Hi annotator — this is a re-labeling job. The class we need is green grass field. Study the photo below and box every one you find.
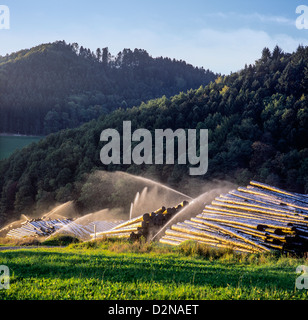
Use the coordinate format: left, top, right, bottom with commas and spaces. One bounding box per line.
0, 239, 307, 300
0, 135, 42, 160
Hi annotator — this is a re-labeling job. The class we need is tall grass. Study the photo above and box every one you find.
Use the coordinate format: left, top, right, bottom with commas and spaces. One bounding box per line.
0, 235, 303, 265
0, 237, 307, 300
68, 238, 304, 266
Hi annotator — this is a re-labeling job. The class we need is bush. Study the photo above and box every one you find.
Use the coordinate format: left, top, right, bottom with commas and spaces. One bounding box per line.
179, 240, 234, 259
42, 235, 80, 246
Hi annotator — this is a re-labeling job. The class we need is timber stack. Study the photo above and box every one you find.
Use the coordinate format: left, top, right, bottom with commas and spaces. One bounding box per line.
91, 201, 189, 241
5, 218, 73, 239
2, 218, 125, 240
159, 181, 308, 255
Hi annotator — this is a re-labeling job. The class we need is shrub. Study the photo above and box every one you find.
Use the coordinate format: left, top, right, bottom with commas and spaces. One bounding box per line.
42, 235, 80, 246
179, 240, 235, 260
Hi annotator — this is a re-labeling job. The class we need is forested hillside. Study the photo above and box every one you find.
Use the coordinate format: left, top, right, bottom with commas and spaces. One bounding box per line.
0, 41, 216, 135
1, 45, 308, 226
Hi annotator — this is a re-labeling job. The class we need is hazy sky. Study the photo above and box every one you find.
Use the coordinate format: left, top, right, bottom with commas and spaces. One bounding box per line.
1, 0, 307, 74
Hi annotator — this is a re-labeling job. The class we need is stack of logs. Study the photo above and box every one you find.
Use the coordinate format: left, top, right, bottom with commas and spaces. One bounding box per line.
91, 201, 189, 241
5, 218, 73, 239
160, 181, 308, 255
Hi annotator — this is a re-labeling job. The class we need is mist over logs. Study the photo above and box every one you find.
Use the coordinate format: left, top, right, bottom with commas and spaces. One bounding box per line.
3, 180, 308, 256
91, 201, 189, 241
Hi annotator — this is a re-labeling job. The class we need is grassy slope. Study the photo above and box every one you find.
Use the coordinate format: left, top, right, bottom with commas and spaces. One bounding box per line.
0, 240, 307, 300
0, 136, 42, 160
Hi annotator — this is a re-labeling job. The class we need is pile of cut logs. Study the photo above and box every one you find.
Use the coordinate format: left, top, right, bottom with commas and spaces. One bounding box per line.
91, 201, 189, 241
4, 218, 125, 240
160, 181, 308, 255
5, 218, 73, 239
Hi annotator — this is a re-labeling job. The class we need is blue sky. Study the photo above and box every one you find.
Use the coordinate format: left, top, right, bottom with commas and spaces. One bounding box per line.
1, 0, 308, 74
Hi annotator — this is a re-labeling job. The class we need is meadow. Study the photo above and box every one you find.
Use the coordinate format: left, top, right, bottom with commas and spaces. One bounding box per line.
0, 239, 307, 300
0, 135, 42, 160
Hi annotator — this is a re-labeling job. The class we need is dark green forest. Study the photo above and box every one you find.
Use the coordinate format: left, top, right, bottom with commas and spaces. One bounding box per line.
0, 40, 216, 135
1, 45, 308, 226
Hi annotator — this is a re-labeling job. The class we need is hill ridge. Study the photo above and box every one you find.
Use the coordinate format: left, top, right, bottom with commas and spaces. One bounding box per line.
0, 40, 217, 135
